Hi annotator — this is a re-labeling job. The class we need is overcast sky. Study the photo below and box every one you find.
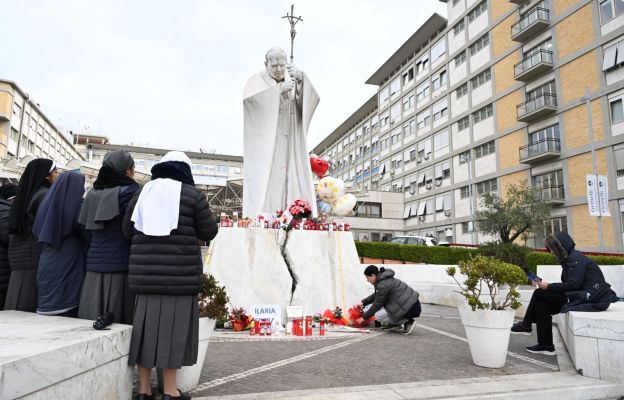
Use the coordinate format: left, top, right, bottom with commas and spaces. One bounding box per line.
1, 1, 446, 156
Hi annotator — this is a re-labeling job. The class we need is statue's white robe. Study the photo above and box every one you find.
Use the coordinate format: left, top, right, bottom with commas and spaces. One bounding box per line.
243, 70, 319, 218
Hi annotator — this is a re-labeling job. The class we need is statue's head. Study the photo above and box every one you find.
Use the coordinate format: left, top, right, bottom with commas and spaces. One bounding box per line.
264, 47, 288, 82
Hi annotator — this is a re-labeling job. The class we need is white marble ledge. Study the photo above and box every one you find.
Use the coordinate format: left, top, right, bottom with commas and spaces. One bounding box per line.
566, 302, 624, 341
0, 311, 132, 399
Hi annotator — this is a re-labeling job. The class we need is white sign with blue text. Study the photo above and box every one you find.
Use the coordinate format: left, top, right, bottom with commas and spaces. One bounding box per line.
250, 305, 282, 330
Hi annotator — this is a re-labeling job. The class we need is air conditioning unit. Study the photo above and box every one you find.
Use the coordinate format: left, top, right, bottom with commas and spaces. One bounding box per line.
409, 189, 416, 195
418, 215, 426, 222
435, 179, 442, 187
424, 154, 430, 160
417, 157, 423, 163
426, 183, 432, 190
444, 210, 452, 217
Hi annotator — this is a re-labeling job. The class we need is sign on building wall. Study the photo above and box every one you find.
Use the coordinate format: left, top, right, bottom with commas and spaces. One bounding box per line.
586, 174, 610, 217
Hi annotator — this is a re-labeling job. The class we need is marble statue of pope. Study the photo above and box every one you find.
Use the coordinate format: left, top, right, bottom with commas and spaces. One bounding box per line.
243, 47, 319, 218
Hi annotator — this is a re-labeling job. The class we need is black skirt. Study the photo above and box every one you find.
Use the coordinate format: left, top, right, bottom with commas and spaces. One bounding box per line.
128, 294, 198, 369
78, 271, 134, 324
3, 269, 37, 312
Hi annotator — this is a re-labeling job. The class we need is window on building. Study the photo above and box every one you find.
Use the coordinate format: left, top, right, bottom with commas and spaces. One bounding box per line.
416, 54, 429, 74
469, 34, 489, 55
461, 221, 475, 234
402, 67, 415, 85
533, 170, 564, 200
472, 104, 493, 123
433, 130, 449, 151
390, 129, 402, 145
454, 51, 467, 67
453, 19, 465, 36
434, 162, 451, 181
432, 99, 448, 121
600, 0, 624, 24
474, 140, 495, 158
610, 95, 624, 124
534, 217, 568, 247
402, 92, 415, 111
417, 110, 431, 129
475, 178, 498, 195
390, 102, 401, 123
355, 202, 382, 218
380, 111, 390, 127
614, 146, 624, 177
432, 70, 447, 91
467, 0, 487, 22
457, 116, 470, 131
390, 78, 401, 96
527, 81, 556, 100
456, 83, 468, 99
525, 39, 553, 59
430, 39, 446, 63
379, 86, 390, 107
459, 185, 473, 199
470, 68, 491, 89
416, 82, 430, 102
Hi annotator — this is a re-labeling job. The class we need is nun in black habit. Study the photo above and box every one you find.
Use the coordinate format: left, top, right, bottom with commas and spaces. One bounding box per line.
78, 150, 139, 324
32, 171, 87, 317
4, 158, 58, 311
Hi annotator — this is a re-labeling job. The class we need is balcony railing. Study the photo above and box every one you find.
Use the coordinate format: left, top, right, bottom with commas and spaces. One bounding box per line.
536, 185, 565, 204
519, 138, 561, 163
517, 93, 557, 122
514, 50, 554, 81
511, 7, 550, 42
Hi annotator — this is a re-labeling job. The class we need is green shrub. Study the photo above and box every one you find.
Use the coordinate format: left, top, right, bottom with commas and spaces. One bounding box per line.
446, 255, 526, 311
526, 251, 624, 274
478, 242, 531, 272
355, 241, 480, 264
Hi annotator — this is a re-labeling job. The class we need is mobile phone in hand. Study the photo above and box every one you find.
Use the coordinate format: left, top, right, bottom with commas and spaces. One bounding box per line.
528, 272, 542, 283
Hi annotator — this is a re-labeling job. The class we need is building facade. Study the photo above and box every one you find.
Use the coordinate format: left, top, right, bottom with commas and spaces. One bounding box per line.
0, 79, 83, 164
313, 0, 624, 252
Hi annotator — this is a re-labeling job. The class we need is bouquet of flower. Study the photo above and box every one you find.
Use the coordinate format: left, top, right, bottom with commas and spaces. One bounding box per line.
288, 199, 312, 221
322, 306, 349, 325
229, 306, 252, 331
348, 304, 375, 327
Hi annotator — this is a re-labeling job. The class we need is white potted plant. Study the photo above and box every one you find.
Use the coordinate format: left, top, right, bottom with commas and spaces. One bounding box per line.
446, 255, 526, 368
176, 273, 229, 391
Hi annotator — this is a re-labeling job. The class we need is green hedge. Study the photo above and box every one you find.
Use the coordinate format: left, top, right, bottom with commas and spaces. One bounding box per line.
355, 241, 479, 264
525, 252, 624, 274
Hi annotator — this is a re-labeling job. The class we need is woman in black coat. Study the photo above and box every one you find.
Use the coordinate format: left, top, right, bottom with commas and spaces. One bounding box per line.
78, 151, 139, 324
4, 158, 58, 311
0, 184, 17, 309
123, 151, 218, 400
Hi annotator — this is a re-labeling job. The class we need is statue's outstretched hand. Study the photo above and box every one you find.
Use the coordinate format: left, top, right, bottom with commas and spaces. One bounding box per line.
281, 79, 296, 95
287, 64, 303, 82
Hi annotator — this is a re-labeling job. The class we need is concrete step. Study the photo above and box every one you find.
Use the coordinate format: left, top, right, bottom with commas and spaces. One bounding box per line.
194, 372, 624, 400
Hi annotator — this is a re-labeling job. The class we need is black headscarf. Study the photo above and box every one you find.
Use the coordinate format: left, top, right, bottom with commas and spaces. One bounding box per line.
32, 172, 85, 248
93, 151, 136, 189
8, 158, 54, 233
151, 161, 195, 185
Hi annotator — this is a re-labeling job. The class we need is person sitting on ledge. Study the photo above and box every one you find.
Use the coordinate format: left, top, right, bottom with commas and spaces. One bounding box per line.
354, 265, 421, 335
511, 232, 618, 356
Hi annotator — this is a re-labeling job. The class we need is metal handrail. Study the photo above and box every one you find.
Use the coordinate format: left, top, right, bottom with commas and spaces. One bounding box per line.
517, 93, 557, 117
519, 137, 560, 160
514, 50, 553, 76
511, 7, 550, 36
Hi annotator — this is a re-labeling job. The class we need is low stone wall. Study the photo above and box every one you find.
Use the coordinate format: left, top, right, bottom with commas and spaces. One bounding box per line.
0, 311, 133, 399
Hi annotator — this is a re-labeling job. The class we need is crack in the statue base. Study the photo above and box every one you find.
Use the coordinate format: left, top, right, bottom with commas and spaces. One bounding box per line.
280, 230, 298, 304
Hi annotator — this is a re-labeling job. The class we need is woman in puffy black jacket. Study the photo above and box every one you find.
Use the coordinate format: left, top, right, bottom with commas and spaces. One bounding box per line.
4, 158, 58, 312
123, 151, 218, 400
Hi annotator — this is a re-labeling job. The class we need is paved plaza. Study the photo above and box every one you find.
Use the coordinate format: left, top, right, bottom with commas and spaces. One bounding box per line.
186, 305, 623, 399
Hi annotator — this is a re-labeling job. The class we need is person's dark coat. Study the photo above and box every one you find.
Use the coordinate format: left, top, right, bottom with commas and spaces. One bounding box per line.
85, 185, 139, 273
8, 186, 49, 271
123, 183, 218, 295
546, 232, 617, 312
0, 198, 12, 301
361, 268, 420, 321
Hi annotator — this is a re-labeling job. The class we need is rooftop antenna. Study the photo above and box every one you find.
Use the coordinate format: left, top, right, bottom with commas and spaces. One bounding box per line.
281, 4, 303, 63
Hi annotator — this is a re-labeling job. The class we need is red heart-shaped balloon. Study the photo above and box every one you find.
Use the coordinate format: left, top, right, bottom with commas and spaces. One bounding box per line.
310, 157, 329, 178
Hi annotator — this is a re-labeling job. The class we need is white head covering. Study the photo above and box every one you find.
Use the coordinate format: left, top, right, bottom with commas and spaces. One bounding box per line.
131, 151, 192, 236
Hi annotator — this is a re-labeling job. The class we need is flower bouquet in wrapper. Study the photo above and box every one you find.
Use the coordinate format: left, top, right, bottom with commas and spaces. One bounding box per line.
229, 306, 253, 331
322, 306, 349, 326
348, 304, 375, 327
288, 199, 312, 220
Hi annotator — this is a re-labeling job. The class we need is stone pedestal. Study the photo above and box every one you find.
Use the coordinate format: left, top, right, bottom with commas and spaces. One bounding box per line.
204, 228, 370, 318
0, 311, 133, 399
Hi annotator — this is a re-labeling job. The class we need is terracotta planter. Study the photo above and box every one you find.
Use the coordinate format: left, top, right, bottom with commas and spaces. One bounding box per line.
232, 320, 244, 331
